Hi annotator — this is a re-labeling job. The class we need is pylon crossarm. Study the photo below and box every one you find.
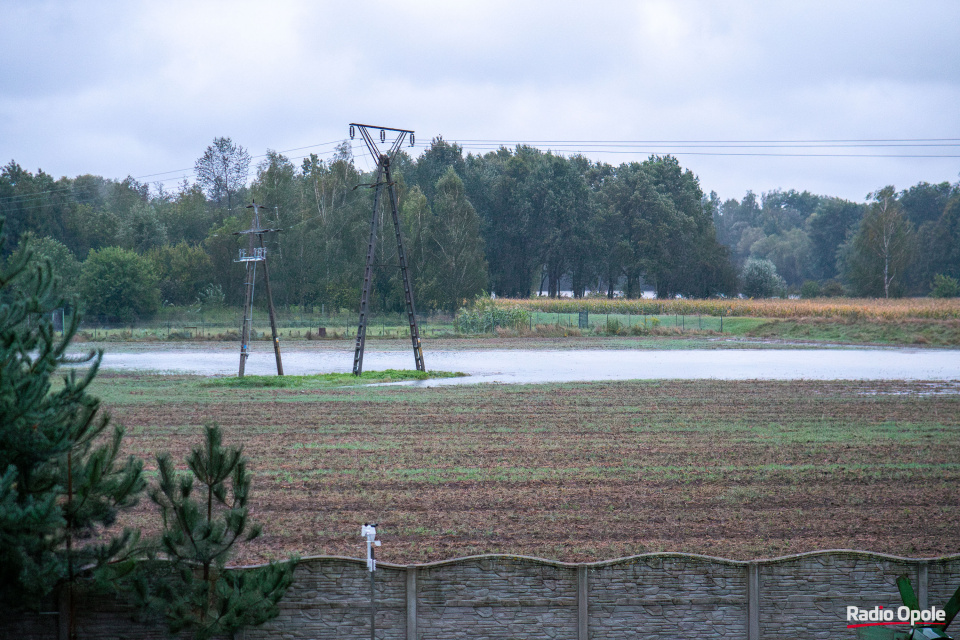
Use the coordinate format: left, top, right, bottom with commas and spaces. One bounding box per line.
233, 228, 282, 235
350, 123, 415, 164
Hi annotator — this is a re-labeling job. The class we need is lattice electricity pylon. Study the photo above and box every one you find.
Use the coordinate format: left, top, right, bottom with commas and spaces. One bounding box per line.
349, 123, 424, 376
233, 200, 283, 377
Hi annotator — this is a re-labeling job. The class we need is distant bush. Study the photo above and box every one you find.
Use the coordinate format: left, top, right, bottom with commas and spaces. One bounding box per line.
597, 316, 662, 335
740, 258, 786, 298
930, 274, 960, 298
456, 295, 530, 333
80, 247, 160, 322
629, 317, 661, 335
820, 280, 846, 297
800, 280, 822, 298
456, 305, 530, 333
196, 283, 226, 309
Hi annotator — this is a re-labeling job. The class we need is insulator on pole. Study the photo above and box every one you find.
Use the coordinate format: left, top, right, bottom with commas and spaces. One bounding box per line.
409, 132, 415, 147
350, 125, 355, 139
380, 129, 385, 143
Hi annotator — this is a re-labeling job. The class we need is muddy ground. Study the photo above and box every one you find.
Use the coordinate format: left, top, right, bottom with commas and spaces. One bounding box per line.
105, 377, 960, 565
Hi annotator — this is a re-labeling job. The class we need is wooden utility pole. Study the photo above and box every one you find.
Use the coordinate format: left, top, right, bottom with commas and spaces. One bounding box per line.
234, 201, 283, 377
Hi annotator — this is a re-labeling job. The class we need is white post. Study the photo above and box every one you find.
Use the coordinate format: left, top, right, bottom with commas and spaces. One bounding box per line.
362, 523, 381, 640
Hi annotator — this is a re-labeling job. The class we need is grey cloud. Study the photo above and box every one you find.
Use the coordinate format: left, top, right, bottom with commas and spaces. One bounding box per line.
1, 0, 957, 201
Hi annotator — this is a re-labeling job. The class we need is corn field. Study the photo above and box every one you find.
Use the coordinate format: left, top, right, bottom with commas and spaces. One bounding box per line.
494, 297, 960, 321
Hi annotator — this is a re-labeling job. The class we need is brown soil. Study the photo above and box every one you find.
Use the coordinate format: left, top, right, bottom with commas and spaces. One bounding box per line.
109, 379, 960, 565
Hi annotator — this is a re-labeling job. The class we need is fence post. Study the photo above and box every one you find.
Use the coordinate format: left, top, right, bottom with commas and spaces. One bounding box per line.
577, 565, 589, 640
406, 566, 417, 640
918, 560, 929, 609
57, 585, 68, 640
747, 562, 760, 640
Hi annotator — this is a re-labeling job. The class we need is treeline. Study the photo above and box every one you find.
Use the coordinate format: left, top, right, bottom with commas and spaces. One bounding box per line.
1, 137, 958, 321
715, 181, 960, 298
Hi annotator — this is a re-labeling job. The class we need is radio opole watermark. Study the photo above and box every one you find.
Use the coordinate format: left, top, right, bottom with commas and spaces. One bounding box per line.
847, 605, 947, 629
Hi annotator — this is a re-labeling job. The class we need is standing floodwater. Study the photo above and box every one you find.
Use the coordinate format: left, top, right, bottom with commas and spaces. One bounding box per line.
91, 347, 960, 384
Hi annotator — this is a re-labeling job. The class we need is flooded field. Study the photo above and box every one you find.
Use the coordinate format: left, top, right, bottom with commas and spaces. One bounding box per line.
93, 345, 960, 383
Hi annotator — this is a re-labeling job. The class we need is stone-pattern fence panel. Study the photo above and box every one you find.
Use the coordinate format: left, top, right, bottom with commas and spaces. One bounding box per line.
2, 551, 958, 639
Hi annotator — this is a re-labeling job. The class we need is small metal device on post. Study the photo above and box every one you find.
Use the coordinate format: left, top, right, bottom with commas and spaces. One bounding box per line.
362, 523, 381, 640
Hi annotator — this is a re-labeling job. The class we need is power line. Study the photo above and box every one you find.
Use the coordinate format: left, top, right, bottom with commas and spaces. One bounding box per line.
446, 137, 960, 144
3, 136, 958, 210
0, 140, 364, 208
451, 146, 960, 159
0, 146, 381, 216
0, 139, 353, 206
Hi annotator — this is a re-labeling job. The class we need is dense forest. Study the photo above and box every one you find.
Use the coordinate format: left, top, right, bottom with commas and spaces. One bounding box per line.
1, 137, 958, 321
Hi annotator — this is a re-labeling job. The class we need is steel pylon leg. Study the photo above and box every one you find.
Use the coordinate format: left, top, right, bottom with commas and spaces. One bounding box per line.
353, 167, 385, 376
384, 160, 425, 371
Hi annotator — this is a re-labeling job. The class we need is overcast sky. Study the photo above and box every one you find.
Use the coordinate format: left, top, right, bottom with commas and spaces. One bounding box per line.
2, 1, 958, 203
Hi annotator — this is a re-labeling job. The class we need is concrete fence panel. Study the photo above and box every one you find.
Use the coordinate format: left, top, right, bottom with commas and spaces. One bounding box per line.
3, 551, 958, 640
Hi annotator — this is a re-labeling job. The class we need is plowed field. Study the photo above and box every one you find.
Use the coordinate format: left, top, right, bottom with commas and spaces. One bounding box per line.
99, 376, 960, 565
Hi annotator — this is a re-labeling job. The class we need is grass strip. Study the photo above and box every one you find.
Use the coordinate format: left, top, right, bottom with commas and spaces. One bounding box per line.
200, 369, 464, 389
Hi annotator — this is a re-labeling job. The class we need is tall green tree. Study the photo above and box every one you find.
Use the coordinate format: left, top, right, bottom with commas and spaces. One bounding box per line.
420, 168, 488, 311
599, 156, 728, 298
141, 424, 294, 640
714, 190, 761, 256
195, 137, 251, 219
846, 187, 915, 298
157, 181, 215, 247
202, 215, 247, 307
0, 222, 144, 628
80, 247, 160, 321
749, 227, 812, 287
117, 200, 168, 252
0, 163, 73, 257
7, 233, 81, 299
292, 146, 368, 310
401, 186, 432, 296
807, 197, 865, 281
147, 242, 214, 307
758, 189, 821, 235
645, 155, 726, 297
911, 192, 960, 293
899, 180, 958, 227
414, 137, 466, 203
601, 160, 673, 297
529, 154, 591, 297
464, 146, 546, 298
250, 151, 298, 304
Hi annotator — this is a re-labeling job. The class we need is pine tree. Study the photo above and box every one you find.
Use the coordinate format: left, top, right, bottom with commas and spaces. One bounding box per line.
142, 423, 294, 640
0, 220, 145, 627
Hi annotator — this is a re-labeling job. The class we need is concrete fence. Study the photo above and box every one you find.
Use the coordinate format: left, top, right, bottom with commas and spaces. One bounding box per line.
4, 551, 959, 639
